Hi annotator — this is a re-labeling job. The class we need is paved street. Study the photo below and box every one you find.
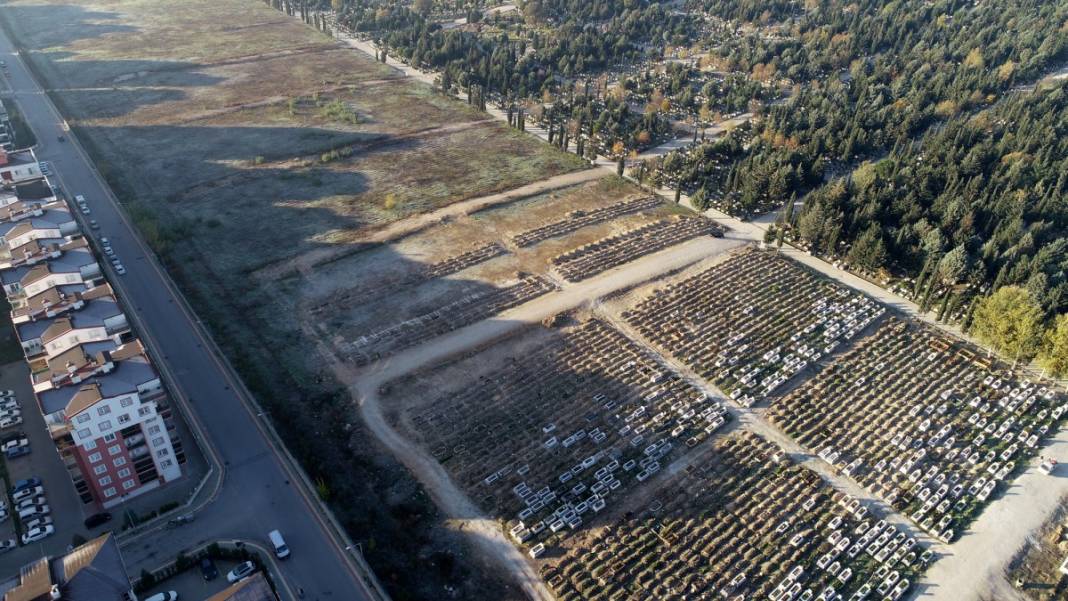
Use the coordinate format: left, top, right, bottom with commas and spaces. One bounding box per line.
0, 23, 379, 601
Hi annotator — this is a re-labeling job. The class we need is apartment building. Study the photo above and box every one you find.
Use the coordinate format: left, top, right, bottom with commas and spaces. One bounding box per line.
0, 173, 185, 510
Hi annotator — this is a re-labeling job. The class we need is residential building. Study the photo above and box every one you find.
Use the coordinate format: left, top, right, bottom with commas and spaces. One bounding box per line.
15, 296, 127, 360
204, 573, 278, 601
0, 149, 42, 185
2, 246, 101, 298
0, 533, 135, 601
39, 350, 183, 508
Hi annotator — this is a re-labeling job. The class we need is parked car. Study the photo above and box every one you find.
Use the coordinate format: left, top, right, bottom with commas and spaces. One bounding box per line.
0, 508, 8, 523
22, 524, 55, 544
84, 512, 112, 529
12, 485, 43, 503
0, 539, 15, 555
89, 220, 99, 229
16, 496, 46, 511
5, 445, 30, 459
199, 557, 219, 581
0, 416, 22, 429
0, 399, 18, 411
74, 195, 86, 204
1, 437, 28, 452
143, 592, 178, 601
11, 477, 42, 493
17, 504, 49, 520
115, 265, 126, 276
0, 408, 21, 419
0, 430, 24, 444
81, 205, 90, 215
226, 561, 256, 583
23, 515, 52, 531
0, 389, 15, 397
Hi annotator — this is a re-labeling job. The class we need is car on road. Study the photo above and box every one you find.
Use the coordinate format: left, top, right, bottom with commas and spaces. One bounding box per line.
104, 247, 115, 256
17, 504, 49, 520
143, 592, 178, 601
11, 477, 42, 493
199, 557, 219, 581
1, 437, 28, 452
5, 445, 30, 459
22, 524, 55, 544
23, 515, 52, 531
81, 205, 90, 214
269, 529, 290, 559
84, 512, 112, 529
89, 219, 99, 229
0, 539, 15, 555
115, 265, 126, 275
12, 485, 43, 503
0, 416, 23, 429
74, 195, 85, 204
226, 561, 256, 583
1040, 458, 1058, 475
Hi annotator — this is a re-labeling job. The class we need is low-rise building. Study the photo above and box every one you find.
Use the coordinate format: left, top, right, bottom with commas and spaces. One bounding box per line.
0, 149, 42, 185
16, 297, 127, 360
0, 533, 135, 601
2, 246, 101, 298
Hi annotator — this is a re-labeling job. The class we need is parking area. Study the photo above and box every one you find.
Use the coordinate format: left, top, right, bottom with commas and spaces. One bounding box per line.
139, 557, 245, 601
0, 360, 95, 565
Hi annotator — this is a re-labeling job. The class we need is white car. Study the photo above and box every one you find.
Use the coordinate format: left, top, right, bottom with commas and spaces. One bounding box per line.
74, 195, 86, 204
1040, 458, 1058, 475
22, 515, 52, 531
0, 416, 22, 429
16, 496, 46, 511
12, 486, 44, 503
115, 265, 126, 275
1, 438, 28, 452
17, 504, 49, 520
226, 561, 256, 583
0, 399, 17, 411
22, 524, 55, 544
0, 408, 20, 419
0, 390, 13, 398
143, 592, 178, 601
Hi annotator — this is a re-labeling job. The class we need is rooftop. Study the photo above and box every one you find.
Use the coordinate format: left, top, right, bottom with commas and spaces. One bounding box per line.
16, 297, 122, 344
40, 354, 157, 415
0, 534, 132, 601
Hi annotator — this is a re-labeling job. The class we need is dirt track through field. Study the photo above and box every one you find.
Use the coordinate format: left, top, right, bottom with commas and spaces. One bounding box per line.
251, 168, 604, 280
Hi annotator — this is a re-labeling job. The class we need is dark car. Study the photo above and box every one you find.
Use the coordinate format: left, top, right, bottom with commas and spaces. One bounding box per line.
83, 512, 112, 529
200, 557, 219, 581
0, 431, 25, 444
11, 477, 41, 494
5, 445, 30, 459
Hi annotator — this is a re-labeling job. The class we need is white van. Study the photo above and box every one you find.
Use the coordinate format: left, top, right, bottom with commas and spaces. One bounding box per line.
268, 529, 290, 559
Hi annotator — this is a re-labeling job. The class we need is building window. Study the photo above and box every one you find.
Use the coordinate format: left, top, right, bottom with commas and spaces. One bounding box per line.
117, 414, 131, 425
122, 479, 136, 490
98, 420, 112, 432
152, 437, 165, 447
120, 397, 134, 407
88, 452, 102, 463
103, 433, 117, 442
108, 445, 121, 456
77, 428, 92, 439
76, 413, 90, 424
156, 449, 169, 458
83, 439, 96, 450
103, 487, 116, 498
113, 457, 127, 467
93, 464, 107, 475
160, 459, 173, 469
98, 476, 112, 486
138, 406, 152, 417
148, 425, 161, 435
117, 468, 131, 478
97, 405, 111, 416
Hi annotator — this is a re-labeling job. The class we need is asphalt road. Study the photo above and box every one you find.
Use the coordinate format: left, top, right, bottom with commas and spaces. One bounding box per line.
0, 24, 377, 601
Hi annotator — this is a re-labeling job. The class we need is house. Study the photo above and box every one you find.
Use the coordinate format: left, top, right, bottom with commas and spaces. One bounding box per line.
0, 533, 135, 601
203, 573, 278, 601
16, 297, 127, 360
29, 337, 141, 393
9, 282, 112, 325
2, 247, 101, 298
39, 352, 182, 508
0, 149, 42, 185
0, 205, 77, 248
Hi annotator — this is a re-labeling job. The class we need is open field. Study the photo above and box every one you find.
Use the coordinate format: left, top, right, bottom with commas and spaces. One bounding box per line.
384, 315, 729, 552
544, 431, 930, 601
767, 318, 1068, 543
622, 249, 884, 406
